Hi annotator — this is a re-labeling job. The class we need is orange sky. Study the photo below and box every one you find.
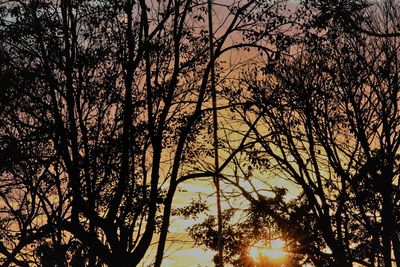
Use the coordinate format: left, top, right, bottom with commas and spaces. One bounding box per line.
140, 1, 300, 265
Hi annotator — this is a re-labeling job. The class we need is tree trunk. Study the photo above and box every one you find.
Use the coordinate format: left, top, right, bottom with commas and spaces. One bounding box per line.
381, 178, 393, 267
154, 183, 177, 267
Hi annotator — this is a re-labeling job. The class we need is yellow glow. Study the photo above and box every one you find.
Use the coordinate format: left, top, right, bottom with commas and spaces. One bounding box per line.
249, 239, 288, 260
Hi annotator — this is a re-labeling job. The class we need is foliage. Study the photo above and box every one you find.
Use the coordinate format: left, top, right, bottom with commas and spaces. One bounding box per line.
2, 0, 400, 266
0, 0, 287, 265
191, 1, 400, 266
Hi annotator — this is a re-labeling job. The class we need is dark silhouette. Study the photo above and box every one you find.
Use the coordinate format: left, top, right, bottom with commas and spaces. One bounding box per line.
190, 0, 400, 266
2, 0, 400, 266
0, 0, 286, 266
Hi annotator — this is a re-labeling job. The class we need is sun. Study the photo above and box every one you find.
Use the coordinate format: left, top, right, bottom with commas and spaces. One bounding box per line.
249, 239, 288, 261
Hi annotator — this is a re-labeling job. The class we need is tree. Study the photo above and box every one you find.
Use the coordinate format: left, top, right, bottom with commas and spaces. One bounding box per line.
238, 2, 400, 267
0, 0, 287, 266
302, 0, 400, 38
188, 195, 307, 266
190, 1, 400, 266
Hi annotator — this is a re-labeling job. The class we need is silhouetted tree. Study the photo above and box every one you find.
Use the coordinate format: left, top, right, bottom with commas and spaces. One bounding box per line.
190, 1, 400, 266
231, 1, 400, 266
0, 0, 288, 266
188, 200, 306, 266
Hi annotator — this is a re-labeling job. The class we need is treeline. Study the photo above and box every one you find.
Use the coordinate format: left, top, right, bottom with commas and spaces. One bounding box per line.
0, 0, 399, 266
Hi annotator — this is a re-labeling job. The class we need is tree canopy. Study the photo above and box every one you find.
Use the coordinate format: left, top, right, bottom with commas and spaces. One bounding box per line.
1, 0, 400, 266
